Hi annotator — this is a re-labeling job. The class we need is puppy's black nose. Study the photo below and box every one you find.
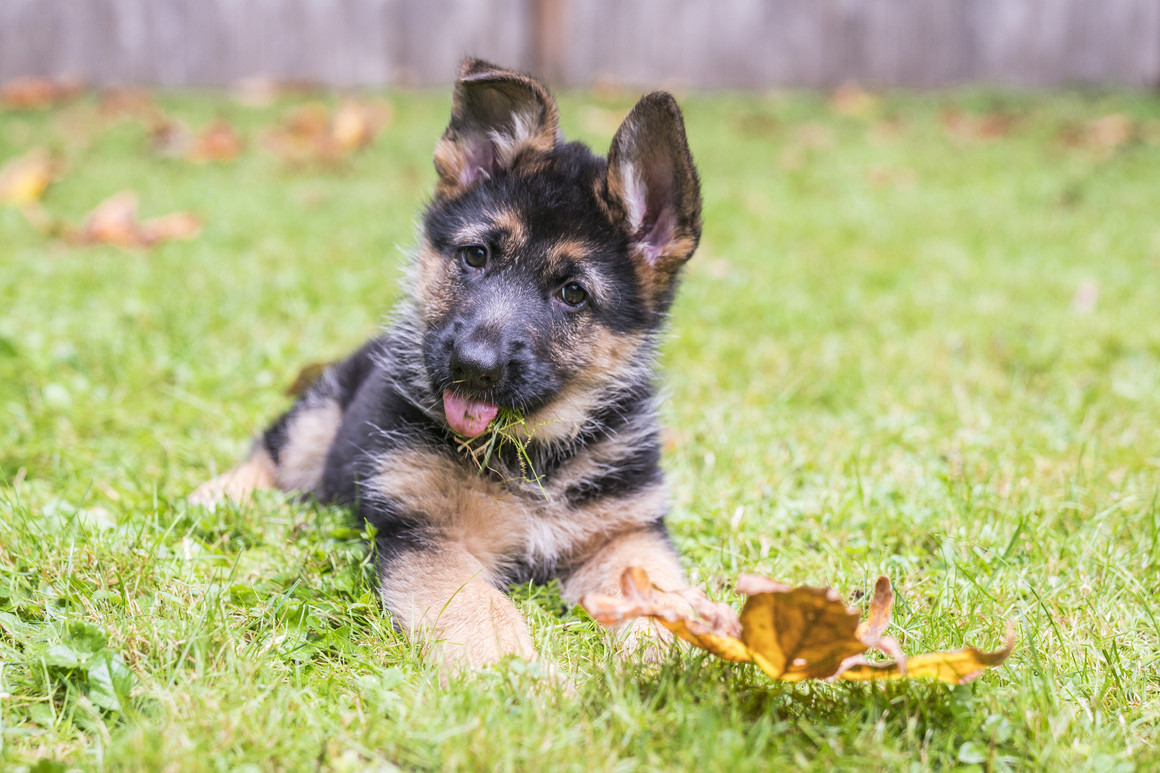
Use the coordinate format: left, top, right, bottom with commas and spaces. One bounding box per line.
450, 339, 504, 392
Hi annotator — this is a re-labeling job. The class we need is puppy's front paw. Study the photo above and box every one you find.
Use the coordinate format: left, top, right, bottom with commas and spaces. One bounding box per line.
613, 616, 675, 664
611, 589, 695, 664
430, 623, 578, 691
434, 624, 538, 673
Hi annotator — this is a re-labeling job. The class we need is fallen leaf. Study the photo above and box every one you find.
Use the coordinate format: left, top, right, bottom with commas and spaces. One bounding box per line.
231, 77, 281, 108
834, 629, 1016, 684
581, 569, 1014, 685
854, 575, 892, 644
67, 191, 200, 249
262, 102, 330, 162
1087, 114, 1134, 151
582, 567, 750, 662
1058, 114, 1136, 156
1, 77, 83, 109
188, 118, 245, 163
331, 100, 386, 154
146, 116, 245, 163
263, 100, 389, 164
0, 149, 58, 207
98, 87, 158, 120
941, 108, 1016, 143
735, 574, 869, 681
830, 83, 880, 119
147, 116, 192, 158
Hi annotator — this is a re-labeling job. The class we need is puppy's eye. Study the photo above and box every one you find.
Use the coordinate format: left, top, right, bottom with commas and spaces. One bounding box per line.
557, 282, 589, 307
459, 245, 489, 269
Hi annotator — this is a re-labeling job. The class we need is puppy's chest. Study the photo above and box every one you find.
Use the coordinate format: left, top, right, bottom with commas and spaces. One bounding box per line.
369, 443, 664, 568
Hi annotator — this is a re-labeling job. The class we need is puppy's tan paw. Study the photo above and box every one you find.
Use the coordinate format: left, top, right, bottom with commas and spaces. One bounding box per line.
189, 452, 276, 508
610, 589, 693, 664
614, 616, 680, 664
434, 622, 538, 674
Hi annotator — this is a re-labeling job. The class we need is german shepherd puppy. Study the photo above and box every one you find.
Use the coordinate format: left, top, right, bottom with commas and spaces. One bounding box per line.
193, 58, 702, 671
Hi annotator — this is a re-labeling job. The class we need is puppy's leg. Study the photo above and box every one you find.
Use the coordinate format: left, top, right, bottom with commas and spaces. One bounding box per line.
379, 539, 537, 673
191, 338, 385, 506
189, 393, 341, 506
561, 524, 688, 661
189, 441, 278, 506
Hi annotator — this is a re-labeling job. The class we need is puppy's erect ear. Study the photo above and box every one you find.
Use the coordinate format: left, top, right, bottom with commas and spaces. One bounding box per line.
434, 58, 560, 194
606, 92, 702, 276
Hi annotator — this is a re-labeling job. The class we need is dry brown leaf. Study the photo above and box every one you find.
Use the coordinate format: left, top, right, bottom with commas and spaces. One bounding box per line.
941, 108, 1016, 143
188, 118, 246, 163
581, 569, 1014, 685
146, 116, 190, 158
830, 83, 880, 119
1, 77, 83, 109
98, 87, 158, 120
147, 117, 244, 163
582, 567, 750, 662
833, 627, 1016, 684
1087, 114, 1134, 151
67, 191, 200, 249
263, 100, 388, 164
854, 575, 893, 644
1057, 114, 1136, 156
735, 575, 868, 681
331, 100, 387, 153
0, 149, 58, 207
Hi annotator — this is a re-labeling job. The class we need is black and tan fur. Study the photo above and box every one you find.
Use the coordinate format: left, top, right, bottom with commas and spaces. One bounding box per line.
192, 59, 703, 671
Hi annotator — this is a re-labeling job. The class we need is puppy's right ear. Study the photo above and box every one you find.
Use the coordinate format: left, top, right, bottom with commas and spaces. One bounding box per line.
433, 58, 560, 195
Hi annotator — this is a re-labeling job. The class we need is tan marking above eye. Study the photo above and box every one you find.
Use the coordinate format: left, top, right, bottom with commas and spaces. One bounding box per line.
548, 238, 596, 264
490, 209, 528, 248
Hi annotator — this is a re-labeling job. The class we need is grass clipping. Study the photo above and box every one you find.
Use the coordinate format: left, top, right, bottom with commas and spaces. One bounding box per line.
582, 568, 1014, 685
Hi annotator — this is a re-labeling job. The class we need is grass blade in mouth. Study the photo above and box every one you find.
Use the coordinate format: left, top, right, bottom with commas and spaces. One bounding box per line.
455, 407, 548, 499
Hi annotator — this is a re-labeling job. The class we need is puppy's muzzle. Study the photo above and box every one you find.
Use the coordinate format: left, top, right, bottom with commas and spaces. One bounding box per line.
449, 337, 505, 392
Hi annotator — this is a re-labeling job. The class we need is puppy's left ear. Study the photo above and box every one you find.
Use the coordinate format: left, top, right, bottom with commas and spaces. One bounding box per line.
606, 92, 702, 275
434, 58, 561, 194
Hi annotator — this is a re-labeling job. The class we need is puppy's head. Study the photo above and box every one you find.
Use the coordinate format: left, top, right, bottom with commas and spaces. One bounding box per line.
414, 59, 702, 440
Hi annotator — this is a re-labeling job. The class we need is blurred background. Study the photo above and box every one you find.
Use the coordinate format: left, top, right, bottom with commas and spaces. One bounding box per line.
2, 3, 1160, 769
2, 0, 1159, 90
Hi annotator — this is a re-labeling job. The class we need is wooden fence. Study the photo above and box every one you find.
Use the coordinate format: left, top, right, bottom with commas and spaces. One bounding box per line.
2, 0, 1159, 90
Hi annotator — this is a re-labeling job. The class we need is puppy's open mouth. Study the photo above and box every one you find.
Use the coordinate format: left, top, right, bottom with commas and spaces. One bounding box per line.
442, 389, 499, 437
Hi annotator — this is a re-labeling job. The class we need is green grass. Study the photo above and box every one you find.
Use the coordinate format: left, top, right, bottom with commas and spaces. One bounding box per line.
2, 86, 1159, 771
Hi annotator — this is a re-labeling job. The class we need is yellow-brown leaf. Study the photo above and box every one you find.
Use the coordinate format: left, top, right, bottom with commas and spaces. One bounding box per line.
0, 149, 56, 207
263, 100, 388, 164
67, 191, 200, 249
583, 568, 1014, 685
581, 567, 750, 662
835, 628, 1016, 685
188, 119, 245, 163
736, 577, 866, 681
1, 77, 83, 109
854, 576, 893, 644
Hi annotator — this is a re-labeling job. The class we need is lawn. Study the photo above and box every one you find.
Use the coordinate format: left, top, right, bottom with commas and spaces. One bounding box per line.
2, 84, 1159, 771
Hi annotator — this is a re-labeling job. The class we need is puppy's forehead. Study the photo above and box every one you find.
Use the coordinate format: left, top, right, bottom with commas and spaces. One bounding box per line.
443, 206, 527, 247
446, 191, 610, 258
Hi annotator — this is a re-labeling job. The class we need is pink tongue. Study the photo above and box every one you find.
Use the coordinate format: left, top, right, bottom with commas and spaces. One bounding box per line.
442, 390, 499, 437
